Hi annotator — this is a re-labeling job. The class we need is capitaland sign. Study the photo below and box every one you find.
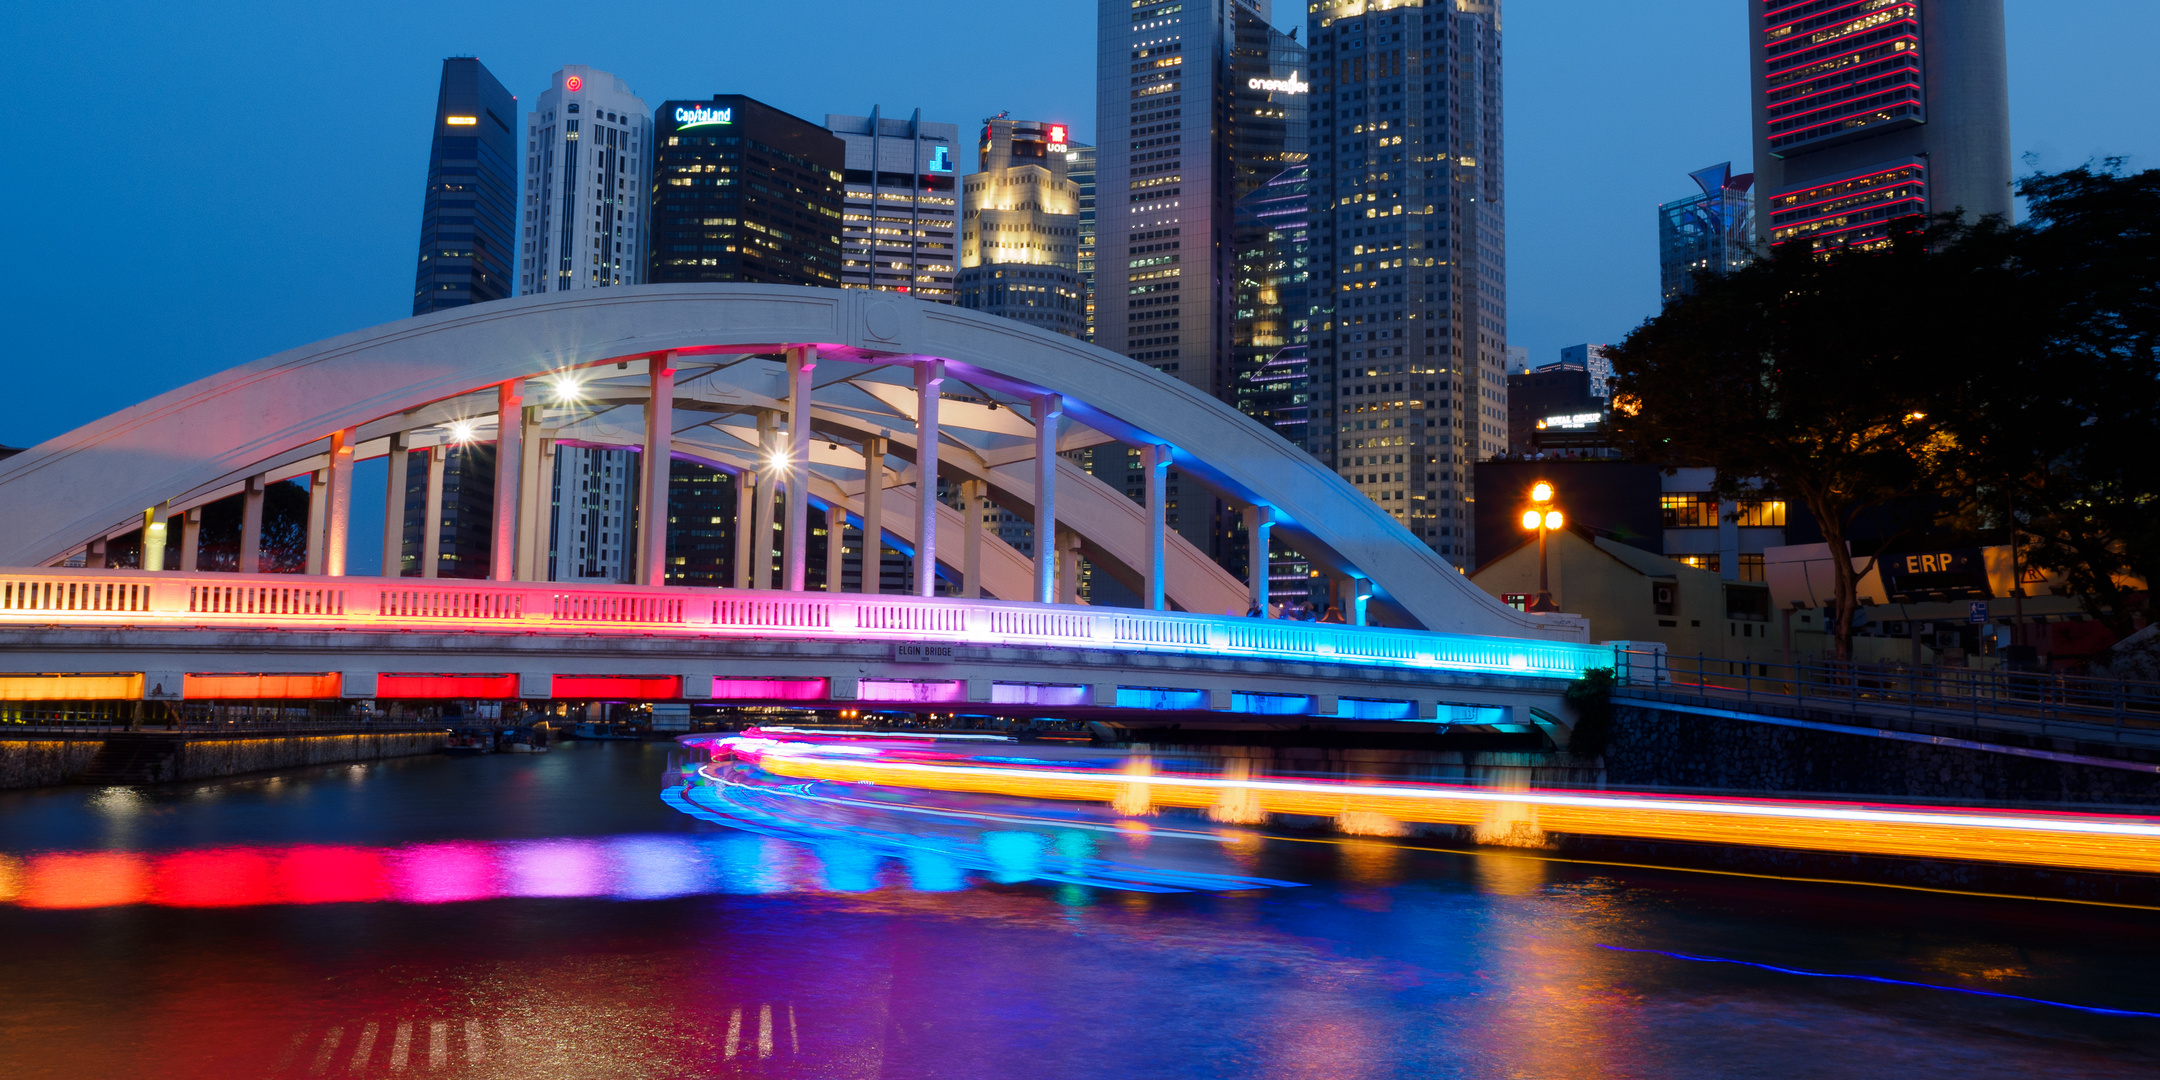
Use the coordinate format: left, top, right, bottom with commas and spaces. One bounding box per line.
1248, 71, 1309, 94
674, 105, 734, 130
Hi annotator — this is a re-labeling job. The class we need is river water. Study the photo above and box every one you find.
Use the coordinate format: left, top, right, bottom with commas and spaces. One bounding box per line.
0, 741, 2155, 1079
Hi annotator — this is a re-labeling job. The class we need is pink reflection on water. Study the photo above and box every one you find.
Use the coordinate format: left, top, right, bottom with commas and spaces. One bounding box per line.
389, 842, 499, 904
502, 840, 607, 898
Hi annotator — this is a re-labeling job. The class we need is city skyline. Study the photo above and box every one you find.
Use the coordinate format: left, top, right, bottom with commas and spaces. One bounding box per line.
4, 0, 2153, 457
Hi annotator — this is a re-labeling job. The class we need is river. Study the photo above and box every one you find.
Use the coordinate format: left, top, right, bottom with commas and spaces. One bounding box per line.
0, 740, 2154, 1079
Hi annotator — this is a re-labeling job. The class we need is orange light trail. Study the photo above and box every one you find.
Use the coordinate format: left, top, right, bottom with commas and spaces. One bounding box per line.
727, 741, 2160, 876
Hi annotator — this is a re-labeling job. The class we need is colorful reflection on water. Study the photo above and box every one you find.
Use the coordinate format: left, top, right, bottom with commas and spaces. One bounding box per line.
0, 739, 2153, 1079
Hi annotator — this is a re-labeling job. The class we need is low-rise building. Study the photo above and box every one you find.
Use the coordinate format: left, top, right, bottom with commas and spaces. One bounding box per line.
1471, 528, 1775, 669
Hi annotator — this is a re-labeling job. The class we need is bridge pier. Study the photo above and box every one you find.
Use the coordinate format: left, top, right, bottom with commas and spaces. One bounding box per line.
324, 427, 356, 577
784, 348, 817, 591
488, 380, 523, 582
913, 359, 943, 597
1144, 442, 1169, 611
861, 435, 886, 593
382, 434, 409, 577
421, 449, 445, 578
1032, 393, 1062, 603
639, 352, 677, 586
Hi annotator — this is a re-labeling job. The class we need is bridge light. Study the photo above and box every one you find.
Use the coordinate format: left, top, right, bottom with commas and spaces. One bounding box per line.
447, 420, 478, 445
767, 448, 791, 472
550, 375, 584, 403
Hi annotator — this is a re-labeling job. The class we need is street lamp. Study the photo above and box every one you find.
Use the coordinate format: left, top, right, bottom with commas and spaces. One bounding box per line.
1521, 482, 1562, 613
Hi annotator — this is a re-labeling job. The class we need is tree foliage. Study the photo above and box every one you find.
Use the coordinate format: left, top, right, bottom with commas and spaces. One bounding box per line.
1939, 163, 2160, 634
1607, 232, 1960, 660
1610, 162, 2160, 652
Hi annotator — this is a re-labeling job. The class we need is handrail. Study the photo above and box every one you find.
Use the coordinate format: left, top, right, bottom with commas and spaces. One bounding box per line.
1611, 648, 2160, 744
0, 568, 1609, 681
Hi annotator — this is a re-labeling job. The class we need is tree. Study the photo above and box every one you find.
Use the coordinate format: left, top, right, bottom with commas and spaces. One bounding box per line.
1608, 233, 1961, 662
1939, 162, 2160, 634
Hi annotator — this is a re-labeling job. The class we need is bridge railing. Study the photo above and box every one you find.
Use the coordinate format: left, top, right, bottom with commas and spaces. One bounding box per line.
1617, 648, 2160, 744
0, 568, 1609, 680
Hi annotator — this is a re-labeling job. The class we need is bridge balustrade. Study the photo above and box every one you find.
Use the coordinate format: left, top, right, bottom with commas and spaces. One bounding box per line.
0, 568, 1612, 681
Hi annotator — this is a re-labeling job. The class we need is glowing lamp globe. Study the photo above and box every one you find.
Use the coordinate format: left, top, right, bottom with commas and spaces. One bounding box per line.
1520, 510, 1542, 530
1544, 510, 1564, 530
1530, 482, 1553, 503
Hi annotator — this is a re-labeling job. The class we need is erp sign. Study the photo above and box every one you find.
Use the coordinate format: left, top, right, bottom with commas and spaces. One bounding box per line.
674, 105, 733, 130
1880, 547, 1988, 599
927, 145, 953, 173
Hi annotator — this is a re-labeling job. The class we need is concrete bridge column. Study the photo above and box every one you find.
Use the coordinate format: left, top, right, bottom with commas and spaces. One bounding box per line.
421, 448, 446, 579
824, 504, 846, 593
382, 433, 409, 577
784, 347, 817, 591
143, 503, 170, 574
325, 427, 356, 577
1243, 504, 1275, 614
489, 381, 524, 582
751, 413, 777, 590
303, 473, 326, 576
960, 479, 987, 599
1144, 443, 1169, 610
239, 476, 265, 574
86, 537, 106, 570
861, 436, 887, 593
914, 359, 944, 597
732, 470, 758, 590
1032, 393, 1063, 604
638, 353, 675, 586
515, 414, 548, 581
1057, 527, 1082, 605
177, 508, 200, 573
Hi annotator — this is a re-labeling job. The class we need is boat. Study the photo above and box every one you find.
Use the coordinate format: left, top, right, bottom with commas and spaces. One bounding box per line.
441, 729, 493, 756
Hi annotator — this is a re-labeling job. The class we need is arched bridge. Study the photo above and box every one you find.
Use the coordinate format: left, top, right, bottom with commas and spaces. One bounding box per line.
0, 286, 1603, 737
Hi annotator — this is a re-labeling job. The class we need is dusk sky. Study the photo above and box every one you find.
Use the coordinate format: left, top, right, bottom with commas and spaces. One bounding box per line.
6, 0, 2155, 455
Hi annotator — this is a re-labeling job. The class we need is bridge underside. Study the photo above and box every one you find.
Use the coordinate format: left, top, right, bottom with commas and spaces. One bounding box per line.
0, 624, 1577, 745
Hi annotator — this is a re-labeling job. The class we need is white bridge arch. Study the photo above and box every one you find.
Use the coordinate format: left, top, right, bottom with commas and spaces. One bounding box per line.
0, 284, 1572, 640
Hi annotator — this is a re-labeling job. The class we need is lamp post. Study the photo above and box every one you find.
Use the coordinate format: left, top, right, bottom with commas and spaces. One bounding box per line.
1521, 481, 1562, 613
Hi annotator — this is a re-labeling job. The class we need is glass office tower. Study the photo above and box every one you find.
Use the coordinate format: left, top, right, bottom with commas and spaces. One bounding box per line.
1658, 162, 1755, 304
648, 95, 843, 286
412, 57, 518, 314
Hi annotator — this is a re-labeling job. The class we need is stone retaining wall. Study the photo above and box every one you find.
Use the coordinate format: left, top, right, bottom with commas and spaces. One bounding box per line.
0, 738, 105, 789
0, 730, 446, 789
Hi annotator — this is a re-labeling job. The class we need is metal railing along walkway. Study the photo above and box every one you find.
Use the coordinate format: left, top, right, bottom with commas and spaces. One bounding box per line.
1615, 649, 2160, 751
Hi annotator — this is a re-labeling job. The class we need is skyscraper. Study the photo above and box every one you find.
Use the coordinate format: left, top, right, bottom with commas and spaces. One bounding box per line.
645, 97, 844, 586
647, 96, 844, 286
512, 67, 650, 583
1750, 0, 2012, 253
827, 108, 961, 300
1095, 0, 1306, 576
412, 57, 517, 315
519, 66, 652, 294
1066, 141, 1098, 340
958, 117, 1086, 338
1306, 0, 1506, 569
1658, 162, 1755, 303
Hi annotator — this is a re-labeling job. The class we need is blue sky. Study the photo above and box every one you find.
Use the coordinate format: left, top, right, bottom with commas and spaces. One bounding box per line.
4, 0, 2154, 455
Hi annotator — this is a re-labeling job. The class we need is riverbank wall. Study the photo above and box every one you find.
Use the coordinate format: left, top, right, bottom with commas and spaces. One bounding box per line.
0, 729, 447, 789
1602, 701, 2160, 807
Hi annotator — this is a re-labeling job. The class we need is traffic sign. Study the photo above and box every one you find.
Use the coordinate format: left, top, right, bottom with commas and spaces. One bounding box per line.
1969, 601, 1989, 624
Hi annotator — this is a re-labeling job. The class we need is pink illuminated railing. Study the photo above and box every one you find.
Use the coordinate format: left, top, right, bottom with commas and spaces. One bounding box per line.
0, 568, 1611, 680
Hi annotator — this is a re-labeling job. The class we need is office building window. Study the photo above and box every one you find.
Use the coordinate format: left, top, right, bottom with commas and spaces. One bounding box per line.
1660, 493, 1717, 528
1675, 554, 1719, 574
1735, 500, 1786, 527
